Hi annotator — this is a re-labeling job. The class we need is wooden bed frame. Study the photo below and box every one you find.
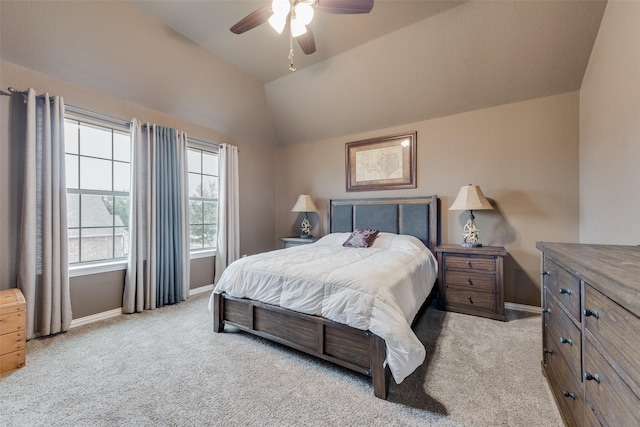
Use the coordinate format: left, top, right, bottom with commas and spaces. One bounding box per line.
212, 196, 440, 399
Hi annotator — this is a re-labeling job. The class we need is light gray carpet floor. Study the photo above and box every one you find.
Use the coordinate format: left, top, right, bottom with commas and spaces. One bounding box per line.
0, 292, 563, 427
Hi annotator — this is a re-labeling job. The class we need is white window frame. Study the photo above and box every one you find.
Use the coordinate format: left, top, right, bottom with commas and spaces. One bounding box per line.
65, 107, 220, 277
187, 141, 219, 258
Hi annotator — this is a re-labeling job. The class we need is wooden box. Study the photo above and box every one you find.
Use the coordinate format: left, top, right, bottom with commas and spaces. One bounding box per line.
0, 288, 26, 374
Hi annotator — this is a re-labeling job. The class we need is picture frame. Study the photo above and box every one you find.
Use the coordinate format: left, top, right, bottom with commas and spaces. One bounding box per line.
345, 131, 417, 192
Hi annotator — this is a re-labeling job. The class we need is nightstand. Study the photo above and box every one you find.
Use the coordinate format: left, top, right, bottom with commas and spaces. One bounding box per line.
280, 236, 321, 248
435, 245, 507, 321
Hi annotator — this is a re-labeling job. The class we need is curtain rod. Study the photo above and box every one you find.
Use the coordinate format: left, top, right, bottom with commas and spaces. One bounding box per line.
5, 86, 230, 152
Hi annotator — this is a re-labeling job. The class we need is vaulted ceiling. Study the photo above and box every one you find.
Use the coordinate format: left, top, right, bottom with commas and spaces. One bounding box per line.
132, 0, 607, 146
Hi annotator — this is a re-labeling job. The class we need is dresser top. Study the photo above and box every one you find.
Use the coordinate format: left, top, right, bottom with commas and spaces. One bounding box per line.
536, 242, 640, 315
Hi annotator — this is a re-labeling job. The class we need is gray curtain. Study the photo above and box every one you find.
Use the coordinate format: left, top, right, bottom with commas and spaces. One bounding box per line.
214, 144, 240, 283
17, 88, 71, 339
123, 120, 190, 313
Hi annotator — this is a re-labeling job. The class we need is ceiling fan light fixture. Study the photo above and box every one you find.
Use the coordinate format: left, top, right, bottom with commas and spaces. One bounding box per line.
294, 3, 314, 26
271, 0, 290, 17
291, 18, 307, 37
268, 14, 287, 34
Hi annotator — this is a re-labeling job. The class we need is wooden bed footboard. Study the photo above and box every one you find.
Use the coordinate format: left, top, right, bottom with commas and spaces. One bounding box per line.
213, 291, 391, 399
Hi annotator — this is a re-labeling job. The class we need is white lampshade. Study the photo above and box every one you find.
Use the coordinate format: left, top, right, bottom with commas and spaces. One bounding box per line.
268, 14, 287, 34
291, 194, 318, 212
294, 2, 314, 26
290, 19, 307, 37
449, 185, 493, 211
271, 0, 290, 16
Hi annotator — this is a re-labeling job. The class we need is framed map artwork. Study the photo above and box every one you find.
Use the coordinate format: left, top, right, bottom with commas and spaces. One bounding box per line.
345, 132, 416, 192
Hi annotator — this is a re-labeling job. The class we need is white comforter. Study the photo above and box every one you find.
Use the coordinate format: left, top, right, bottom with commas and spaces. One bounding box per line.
209, 232, 438, 384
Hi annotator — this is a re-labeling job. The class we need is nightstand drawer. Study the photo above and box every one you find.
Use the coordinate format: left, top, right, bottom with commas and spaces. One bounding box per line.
442, 255, 496, 272
441, 287, 497, 314
443, 270, 496, 291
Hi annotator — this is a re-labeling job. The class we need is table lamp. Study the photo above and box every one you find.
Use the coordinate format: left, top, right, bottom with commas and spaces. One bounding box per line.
449, 184, 493, 247
291, 194, 318, 238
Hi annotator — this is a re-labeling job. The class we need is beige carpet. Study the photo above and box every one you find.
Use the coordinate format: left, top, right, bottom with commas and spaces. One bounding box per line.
0, 292, 562, 427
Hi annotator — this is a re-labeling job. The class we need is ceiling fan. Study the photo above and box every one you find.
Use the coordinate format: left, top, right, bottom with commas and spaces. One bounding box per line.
230, 0, 374, 71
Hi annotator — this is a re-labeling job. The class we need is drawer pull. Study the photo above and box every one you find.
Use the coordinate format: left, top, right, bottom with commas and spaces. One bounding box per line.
467, 296, 474, 304
466, 260, 472, 267
467, 278, 473, 286
584, 372, 601, 384
583, 309, 600, 319
559, 288, 572, 296
560, 337, 573, 346
543, 348, 553, 354
542, 308, 551, 314
562, 391, 576, 400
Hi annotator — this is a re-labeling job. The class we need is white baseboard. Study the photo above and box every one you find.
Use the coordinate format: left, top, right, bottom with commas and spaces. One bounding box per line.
505, 302, 541, 314
70, 285, 214, 329
70, 308, 122, 328
190, 284, 214, 295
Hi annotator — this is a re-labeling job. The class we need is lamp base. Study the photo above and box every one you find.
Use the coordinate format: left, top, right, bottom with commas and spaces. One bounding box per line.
461, 242, 483, 248
300, 234, 313, 239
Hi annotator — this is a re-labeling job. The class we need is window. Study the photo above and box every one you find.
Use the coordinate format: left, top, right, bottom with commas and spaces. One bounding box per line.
188, 147, 218, 251
65, 117, 130, 264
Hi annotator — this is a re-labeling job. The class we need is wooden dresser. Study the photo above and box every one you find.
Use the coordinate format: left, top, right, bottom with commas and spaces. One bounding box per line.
0, 288, 26, 374
435, 245, 506, 321
537, 242, 640, 426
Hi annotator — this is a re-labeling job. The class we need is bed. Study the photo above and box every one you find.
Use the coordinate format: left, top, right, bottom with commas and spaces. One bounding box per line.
211, 196, 440, 399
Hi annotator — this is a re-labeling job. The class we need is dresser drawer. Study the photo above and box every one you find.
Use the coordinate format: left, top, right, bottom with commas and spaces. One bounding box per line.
583, 283, 640, 397
442, 270, 496, 292
543, 256, 581, 322
0, 330, 26, 355
544, 295, 581, 378
0, 311, 26, 333
442, 254, 497, 272
0, 349, 26, 374
584, 337, 640, 427
545, 336, 584, 427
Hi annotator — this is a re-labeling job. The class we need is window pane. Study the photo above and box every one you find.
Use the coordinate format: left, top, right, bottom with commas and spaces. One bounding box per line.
66, 154, 79, 189
67, 193, 80, 228
81, 195, 114, 227
188, 149, 201, 173
64, 120, 79, 154
80, 157, 112, 191
80, 228, 114, 262
204, 225, 217, 249
113, 227, 129, 258
203, 201, 217, 224
190, 225, 204, 249
113, 131, 130, 162
80, 123, 112, 158
189, 200, 203, 225
189, 173, 201, 197
68, 229, 80, 263
113, 196, 130, 227
113, 162, 130, 192
202, 176, 218, 198
202, 152, 218, 176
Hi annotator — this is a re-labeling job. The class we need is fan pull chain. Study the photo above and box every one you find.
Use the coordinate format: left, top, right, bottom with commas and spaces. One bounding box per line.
288, 29, 296, 71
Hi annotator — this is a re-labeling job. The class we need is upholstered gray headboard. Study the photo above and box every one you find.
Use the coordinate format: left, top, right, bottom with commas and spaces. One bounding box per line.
329, 196, 440, 251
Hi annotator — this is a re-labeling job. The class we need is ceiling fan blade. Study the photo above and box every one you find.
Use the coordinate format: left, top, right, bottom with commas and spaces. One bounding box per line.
297, 28, 316, 55
316, 0, 374, 14
230, 6, 271, 34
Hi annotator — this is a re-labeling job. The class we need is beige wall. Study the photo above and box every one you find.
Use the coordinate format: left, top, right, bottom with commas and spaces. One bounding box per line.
0, 61, 277, 317
579, 1, 640, 245
276, 92, 580, 307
